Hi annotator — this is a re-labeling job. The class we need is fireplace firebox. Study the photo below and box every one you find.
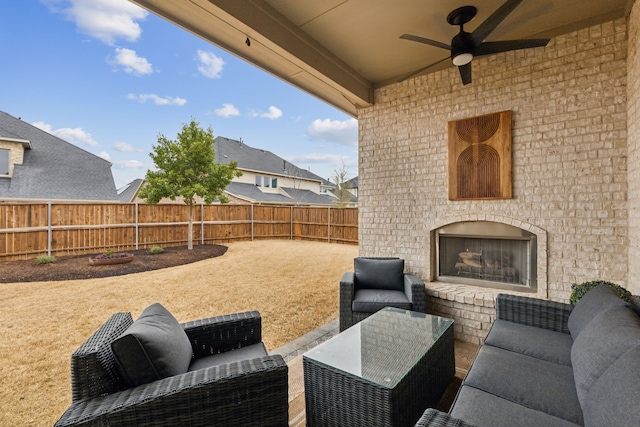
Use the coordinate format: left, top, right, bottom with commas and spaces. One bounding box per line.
436, 222, 537, 292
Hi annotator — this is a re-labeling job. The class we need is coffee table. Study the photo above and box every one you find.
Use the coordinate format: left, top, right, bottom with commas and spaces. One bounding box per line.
303, 307, 455, 427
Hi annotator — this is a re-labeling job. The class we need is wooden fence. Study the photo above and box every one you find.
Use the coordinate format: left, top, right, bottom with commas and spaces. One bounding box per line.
0, 203, 358, 261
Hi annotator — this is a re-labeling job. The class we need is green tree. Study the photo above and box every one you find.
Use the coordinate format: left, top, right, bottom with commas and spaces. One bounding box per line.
331, 164, 353, 207
138, 119, 242, 249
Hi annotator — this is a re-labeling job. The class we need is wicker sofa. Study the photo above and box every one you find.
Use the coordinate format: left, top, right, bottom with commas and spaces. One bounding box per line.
54, 305, 288, 427
416, 284, 640, 427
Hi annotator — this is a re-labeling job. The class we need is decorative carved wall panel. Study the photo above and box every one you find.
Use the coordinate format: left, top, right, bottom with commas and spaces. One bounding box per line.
448, 110, 512, 200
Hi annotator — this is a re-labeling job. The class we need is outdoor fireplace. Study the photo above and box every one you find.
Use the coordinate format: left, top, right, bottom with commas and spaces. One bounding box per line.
436, 221, 537, 292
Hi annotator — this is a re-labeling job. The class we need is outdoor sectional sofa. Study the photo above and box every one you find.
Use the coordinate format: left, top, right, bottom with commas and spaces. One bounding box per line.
416, 284, 640, 427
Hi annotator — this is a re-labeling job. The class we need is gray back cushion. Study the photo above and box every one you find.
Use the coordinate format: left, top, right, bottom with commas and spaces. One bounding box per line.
111, 303, 193, 388
567, 284, 628, 339
571, 304, 640, 407
582, 345, 640, 427
354, 257, 404, 291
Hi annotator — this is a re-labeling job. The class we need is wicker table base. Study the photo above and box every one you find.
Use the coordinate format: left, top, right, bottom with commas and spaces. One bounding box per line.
303, 308, 455, 427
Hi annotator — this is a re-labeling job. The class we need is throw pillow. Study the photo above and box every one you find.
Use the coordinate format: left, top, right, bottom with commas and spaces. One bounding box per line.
111, 303, 193, 387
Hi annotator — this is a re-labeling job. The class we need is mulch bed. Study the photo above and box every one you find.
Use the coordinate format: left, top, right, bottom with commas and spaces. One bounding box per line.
0, 244, 227, 283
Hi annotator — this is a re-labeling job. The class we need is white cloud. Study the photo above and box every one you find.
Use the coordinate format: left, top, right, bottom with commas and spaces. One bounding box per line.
285, 152, 357, 180
113, 159, 145, 169
197, 50, 225, 78
308, 118, 358, 146
127, 93, 187, 106
111, 47, 153, 76
250, 106, 283, 120
32, 121, 99, 147
213, 103, 240, 118
46, 0, 148, 45
286, 153, 351, 165
264, 106, 283, 120
114, 141, 136, 152
98, 151, 111, 161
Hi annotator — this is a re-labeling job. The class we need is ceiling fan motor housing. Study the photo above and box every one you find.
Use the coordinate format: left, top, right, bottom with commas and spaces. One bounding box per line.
451, 31, 475, 65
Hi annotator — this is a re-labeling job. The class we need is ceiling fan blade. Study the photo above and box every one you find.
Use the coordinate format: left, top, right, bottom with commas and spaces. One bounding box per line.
400, 34, 451, 51
458, 63, 472, 85
399, 57, 450, 82
471, 0, 525, 44
475, 39, 550, 57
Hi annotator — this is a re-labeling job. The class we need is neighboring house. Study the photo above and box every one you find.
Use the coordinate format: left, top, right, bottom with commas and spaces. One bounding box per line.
121, 136, 337, 205
0, 110, 118, 202
215, 136, 335, 205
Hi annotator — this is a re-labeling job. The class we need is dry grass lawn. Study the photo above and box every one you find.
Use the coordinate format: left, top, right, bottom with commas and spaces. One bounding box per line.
0, 240, 358, 426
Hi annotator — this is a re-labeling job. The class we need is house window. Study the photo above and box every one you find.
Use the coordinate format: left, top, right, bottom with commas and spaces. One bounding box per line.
264, 176, 270, 188
0, 149, 9, 175
255, 176, 262, 187
271, 177, 278, 188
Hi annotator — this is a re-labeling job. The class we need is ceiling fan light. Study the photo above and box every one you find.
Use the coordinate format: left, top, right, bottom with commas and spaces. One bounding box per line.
453, 52, 473, 66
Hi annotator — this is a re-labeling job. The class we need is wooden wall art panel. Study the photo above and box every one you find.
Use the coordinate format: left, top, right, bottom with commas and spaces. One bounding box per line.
448, 110, 512, 200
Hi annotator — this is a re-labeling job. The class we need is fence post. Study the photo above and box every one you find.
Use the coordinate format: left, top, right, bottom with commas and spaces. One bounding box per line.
47, 202, 52, 256
201, 203, 204, 245
328, 206, 331, 243
290, 206, 293, 240
251, 204, 254, 241
135, 203, 139, 250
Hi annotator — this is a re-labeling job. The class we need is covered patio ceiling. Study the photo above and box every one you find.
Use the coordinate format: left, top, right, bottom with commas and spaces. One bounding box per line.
130, 0, 632, 117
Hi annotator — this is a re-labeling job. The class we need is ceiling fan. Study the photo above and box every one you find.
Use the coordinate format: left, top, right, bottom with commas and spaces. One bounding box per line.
400, 0, 550, 85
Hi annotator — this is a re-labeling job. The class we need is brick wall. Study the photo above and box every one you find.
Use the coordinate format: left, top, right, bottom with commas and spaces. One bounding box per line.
627, 0, 640, 292
358, 17, 632, 342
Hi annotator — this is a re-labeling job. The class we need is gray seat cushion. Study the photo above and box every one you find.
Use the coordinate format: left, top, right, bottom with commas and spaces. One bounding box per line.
354, 257, 404, 291
111, 303, 193, 387
567, 284, 628, 339
570, 304, 640, 406
451, 386, 581, 427
188, 342, 268, 372
352, 289, 411, 313
582, 345, 640, 427
462, 345, 583, 425
484, 319, 573, 366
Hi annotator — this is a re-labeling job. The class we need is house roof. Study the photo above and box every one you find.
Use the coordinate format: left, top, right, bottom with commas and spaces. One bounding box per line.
214, 136, 332, 184
116, 178, 144, 203
225, 181, 292, 203
281, 187, 335, 205
131, 0, 630, 117
226, 181, 334, 204
0, 110, 118, 202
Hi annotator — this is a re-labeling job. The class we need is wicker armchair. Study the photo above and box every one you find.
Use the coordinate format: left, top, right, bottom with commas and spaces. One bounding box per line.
339, 257, 426, 331
54, 309, 288, 427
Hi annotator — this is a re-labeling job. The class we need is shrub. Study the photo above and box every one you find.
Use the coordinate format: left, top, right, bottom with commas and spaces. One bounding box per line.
149, 246, 164, 255
570, 280, 632, 305
105, 249, 115, 258
36, 255, 56, 265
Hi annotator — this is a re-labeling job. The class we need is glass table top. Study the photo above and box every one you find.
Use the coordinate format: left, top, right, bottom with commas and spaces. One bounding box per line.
304, 307, 454, 388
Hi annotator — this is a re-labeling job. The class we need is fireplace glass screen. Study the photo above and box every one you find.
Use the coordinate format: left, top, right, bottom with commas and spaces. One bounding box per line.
436, 222, 536, 291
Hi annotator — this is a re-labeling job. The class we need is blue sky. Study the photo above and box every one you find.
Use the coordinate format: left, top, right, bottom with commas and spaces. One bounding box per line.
0, 0, 358, 188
